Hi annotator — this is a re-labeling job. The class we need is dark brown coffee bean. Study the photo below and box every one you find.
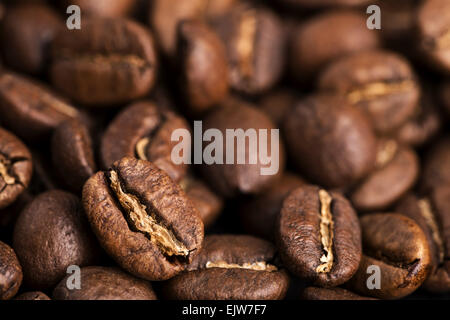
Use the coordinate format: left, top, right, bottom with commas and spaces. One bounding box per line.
12, 190, 99, 290
276, 185, 362, 287
0, 241, 22, 300
300, 287, 376, 300
350, 139, 419, 211
240, 173, 305, 240
51, 119, 97, 193
149, 0, 236, 57
53, 266, 157, 300
82, 157, 204, 281
179, 175, 223, 228
14, 291, 50, 300
163, 234, 289, 300
417, 0, 450, 74
290, 10, 380, 82
100, 100, 189, 182
210, 4, 285, 95
421, 136, 450, 192
61, 0, 137, 17
318, 50, 420, 134
258, 89, 297, 127
283, 94, 376, 188
347, 213, 432, 299
201, 97, 285, 197
51, 17, 157, 106
0, 127, 32, 210
279, 0, 371, 8
1, 4, 62, 75
394, 86, 442, 147
0, 72, 79, 140
177, 20, 229, 113
396, 186, 450, 293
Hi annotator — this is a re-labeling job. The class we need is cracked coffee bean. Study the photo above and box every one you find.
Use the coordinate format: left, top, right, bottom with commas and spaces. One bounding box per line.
12, 190, 99, 290
318, 50, 420, 134
53, 266, 157, 300
421, 136, 450, 193
347, 213, 432, 299
0, 127, 32, 210
276, 185, 362, 287
350, 139, 419, 211
177, 20, 229, 114
163, 234, 289, 300
14, 291, 50, 300
201, 97, 285, 197
51, 119, 97, 193
0, 72, 79, 141
82, 156, 204, 281
210, 4, 285, 95
396, 186, 450, 293
100, 100, 189, 182
300, 287, 376, 300
290, 10, 380, 82
284, 94, 376, 188
1, 3, 63, 75
417, 0, 450, 74
0, 241, 22, 300
51, 17, 157, 106
239, 173, 305, 240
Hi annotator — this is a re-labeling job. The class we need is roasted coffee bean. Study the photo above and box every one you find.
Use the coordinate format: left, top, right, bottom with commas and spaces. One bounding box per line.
12, 190, 99, 290
421, 136, 450, 192
61, 0, 137, 17
0, 241, 22, 300
279, 0, 371, 8
82, 157, 204, 281
258, 89, 297, 127
163, 234, 289, 300
417, 0, 450, 74
14, 291, 50, 300
396, 186, 450, 293
240, 173, 305, 240
179, 175, 223, 228
347, 213, 432, 299
201, 97, 285, 197
177, 20, 229, 113
300, 287, 376, 300
0, 127, 32, 210
51, 17, 157, 106
394, 86, 442, 147
0, 72, 79, 140
318, 50, 420, 134
100, 100, 189, 182
1, 4, 63, 75
53, 266, 157, 300
150, 0, 236, 57
284, 94, 376, 188
210, 4, 285, 95
276, 185, 362, 287
350, 139, 419, 211
290, 10, 380, 82
51, 119, 97, 193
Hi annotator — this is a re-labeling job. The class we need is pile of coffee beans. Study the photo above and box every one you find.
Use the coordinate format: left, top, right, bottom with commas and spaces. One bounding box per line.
0, 0, 449, 301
